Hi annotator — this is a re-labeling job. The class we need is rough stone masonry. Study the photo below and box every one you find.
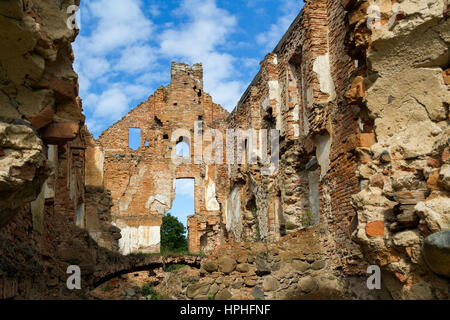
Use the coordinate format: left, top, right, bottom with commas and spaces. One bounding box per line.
0, 0, 449, 300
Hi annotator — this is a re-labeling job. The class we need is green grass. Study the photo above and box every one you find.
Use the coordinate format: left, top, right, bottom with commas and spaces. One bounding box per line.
163, 264, 187, 273
285, 221, 298, 230
101, 283, 112, 292
127, 250, 207, 257
141, 284, 170, 300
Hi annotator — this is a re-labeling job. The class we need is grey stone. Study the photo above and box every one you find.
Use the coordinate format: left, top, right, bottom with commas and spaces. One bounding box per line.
298, 276, 318, 293
215, 288, 232, 300
186, 282, 211, 299
252, 286, 265, 300
236, 263, 250, 273
422, 230, 450, 278
125, 288, 136, 296
311, 260, 326, 270
255, 257, 271, 276
209, 283, 220, 295
262, 276, 279, 292
292, 260, 310, 272
218, 256, 236, 274
203, 261, 218, 273
232, 278, 244, 289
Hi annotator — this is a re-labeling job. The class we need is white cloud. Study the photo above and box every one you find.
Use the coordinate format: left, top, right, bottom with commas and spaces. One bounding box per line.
78, 0, 154, 54
115, 45, 157, 74
74, 0, 270, 137
149, 4, 161, 17
93, 88, 129, 120
176, 179, 195, 198
74, 0, 157, 136
159, 0, 245, 111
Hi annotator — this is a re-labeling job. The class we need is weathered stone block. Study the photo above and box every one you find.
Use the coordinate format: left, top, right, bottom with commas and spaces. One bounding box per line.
262, 276, 279, 292
422, 230, 450, 278
298, 276, 318, 293
26, 106, 54, 130
218, 256, 236, 274
41, 122, 78, 143
186, 282, 211, 299
202, 261, 218, 273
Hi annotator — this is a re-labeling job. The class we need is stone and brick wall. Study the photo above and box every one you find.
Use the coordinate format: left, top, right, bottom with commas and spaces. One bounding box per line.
0, 0, 448, 300
97, 62, 229, 254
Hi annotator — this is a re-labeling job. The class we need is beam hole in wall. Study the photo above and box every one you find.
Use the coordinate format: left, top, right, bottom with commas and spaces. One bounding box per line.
163, 134, 169, 140
154, 116, 163, 126
263, 107, 276, 129
128, 128, 141, 150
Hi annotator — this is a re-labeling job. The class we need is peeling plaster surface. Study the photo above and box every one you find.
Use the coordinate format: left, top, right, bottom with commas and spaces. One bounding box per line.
268, 80, 282, 130
119, 225, 160, 255
85, 146, 104, 187
145, 194, 169, 210
205, 179, 220, 211
226, 187, 242, 241
314, 134, 332, 178
313, 53, 336, 101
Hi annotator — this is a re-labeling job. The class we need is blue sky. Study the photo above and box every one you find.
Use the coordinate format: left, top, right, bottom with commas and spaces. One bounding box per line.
169, 179, 195, 228
72, 0, 305, 226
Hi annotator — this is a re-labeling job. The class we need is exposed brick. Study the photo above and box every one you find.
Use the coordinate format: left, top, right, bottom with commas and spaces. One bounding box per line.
41, 122, 79, 143
358, 133, 376, 148
26, 106, 54, 130
442, 148, 450, 162
427, 170, 440, 191
427, 157, 442, 168
365, 221, 385, 237
443, 68, 450, 85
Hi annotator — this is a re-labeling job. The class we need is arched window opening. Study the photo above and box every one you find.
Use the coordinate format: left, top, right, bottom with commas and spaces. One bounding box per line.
176, 137, 190, 157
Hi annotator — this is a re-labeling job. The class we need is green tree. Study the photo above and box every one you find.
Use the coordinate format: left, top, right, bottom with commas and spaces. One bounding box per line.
160, 213, 188, 253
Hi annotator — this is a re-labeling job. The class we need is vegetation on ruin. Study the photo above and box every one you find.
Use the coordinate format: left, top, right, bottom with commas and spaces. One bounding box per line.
141, 284, 170, 300
160, 213, 189, 254
163, 264, 187, 273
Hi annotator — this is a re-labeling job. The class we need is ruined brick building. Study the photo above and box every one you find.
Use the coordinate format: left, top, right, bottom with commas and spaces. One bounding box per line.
0, 0, 449, 300
96, 63, 229, 254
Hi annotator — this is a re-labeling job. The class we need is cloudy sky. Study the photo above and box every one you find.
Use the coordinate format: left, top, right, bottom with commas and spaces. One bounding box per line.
73, 0, 304, 138
72, 0, 304, 226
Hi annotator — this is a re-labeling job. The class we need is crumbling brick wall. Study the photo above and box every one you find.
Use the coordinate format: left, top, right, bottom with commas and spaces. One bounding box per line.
97, 63, 229, 254
0, 0, 126, 299
345, 0, 450, 299
0, 0, 83, 227
216, 0, 449, 299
